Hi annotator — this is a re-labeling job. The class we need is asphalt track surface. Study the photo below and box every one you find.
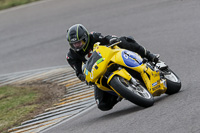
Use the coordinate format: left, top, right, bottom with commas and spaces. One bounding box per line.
1, 0, 200, 133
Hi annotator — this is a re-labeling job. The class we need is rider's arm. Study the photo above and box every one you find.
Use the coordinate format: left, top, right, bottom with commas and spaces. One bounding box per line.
66, 49, 85, 81
118, 36, 158, 62
90, 32, 112, 45
118, 36, 146, 57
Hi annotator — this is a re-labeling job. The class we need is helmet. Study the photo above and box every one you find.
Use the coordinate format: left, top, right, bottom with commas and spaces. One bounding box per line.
66, 24, 89, 52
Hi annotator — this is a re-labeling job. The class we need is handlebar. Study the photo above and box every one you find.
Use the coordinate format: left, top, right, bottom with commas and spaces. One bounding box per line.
108, 41, 122, 48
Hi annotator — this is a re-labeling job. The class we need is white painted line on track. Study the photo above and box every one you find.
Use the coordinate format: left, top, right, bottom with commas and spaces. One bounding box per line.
40, 104, 96, 133
4, 66, 96, 133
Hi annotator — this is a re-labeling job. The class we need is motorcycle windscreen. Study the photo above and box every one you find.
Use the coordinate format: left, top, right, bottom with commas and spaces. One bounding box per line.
85, 51, 101, 72
84, 51, 105, 82
122, 50, 143, 67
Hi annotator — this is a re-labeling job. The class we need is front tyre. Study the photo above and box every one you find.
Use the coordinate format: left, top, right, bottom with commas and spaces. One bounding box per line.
162, 69, 181, 95
110, 76, 154, 108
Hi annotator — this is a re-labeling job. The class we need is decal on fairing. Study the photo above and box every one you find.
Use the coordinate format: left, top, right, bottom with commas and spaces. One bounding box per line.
164, 80, 167, 88
122, 50, 143, 67
85, 69, 89, 75
97, 51, 102, 57
97, 58, 104, 64
152, 82, 158, 87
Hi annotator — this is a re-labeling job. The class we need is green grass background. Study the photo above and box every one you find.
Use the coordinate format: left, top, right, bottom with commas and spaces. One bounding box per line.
0, 86, 40, 133
0, 0, 40, 10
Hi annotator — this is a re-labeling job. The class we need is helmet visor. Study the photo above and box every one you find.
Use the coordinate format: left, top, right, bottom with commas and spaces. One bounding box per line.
70, 40, 86, 51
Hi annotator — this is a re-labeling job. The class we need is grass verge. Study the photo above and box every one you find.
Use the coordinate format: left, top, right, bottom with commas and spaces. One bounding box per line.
0, 0, 41, 10
0, 82, 66, 133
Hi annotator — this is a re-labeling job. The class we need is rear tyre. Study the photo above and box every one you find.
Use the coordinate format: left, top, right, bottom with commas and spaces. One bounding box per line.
110, 76, 154, 107
162, 69, 181, 95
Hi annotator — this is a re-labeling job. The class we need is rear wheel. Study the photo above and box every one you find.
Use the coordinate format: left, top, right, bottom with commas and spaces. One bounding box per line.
110, 76, 154, 107
162, 69, 181, 95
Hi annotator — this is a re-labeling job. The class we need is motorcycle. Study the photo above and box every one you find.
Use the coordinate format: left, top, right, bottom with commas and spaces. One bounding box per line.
83, 41, 181, 107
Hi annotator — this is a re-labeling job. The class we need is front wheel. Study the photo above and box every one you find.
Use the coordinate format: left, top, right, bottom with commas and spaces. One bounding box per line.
110, 76, 154, 108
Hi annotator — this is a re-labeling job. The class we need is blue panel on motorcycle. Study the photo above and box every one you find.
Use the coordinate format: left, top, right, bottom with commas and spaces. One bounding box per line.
85, 69, 88, 75
122, 50, 143, 67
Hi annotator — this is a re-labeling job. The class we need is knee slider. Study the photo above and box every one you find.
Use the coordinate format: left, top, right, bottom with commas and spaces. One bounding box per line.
97, 103, 113, 111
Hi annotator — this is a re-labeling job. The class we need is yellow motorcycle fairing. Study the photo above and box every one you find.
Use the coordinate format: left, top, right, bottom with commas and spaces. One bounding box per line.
84, 43, 167, 97
108, 51, 167, 96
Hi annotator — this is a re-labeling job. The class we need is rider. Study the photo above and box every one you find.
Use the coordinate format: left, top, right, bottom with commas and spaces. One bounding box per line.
66, 24, 159, 111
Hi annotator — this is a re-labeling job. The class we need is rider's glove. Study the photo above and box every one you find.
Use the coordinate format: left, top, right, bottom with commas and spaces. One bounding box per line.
146, 52, 159, 64
78, 74, 86, 81
152, 55, 159, 64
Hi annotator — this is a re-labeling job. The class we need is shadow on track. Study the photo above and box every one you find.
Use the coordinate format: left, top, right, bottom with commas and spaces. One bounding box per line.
99, 105, 143, 120
81, 90, 184, 127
